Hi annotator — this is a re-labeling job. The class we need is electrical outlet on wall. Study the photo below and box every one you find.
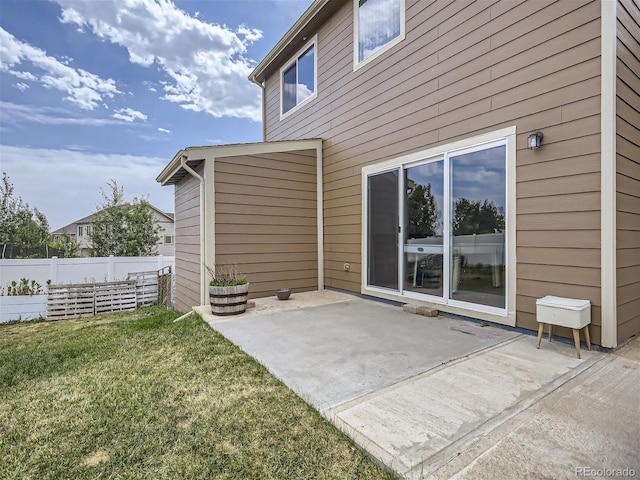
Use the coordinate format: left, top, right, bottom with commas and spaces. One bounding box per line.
343, 263, 350, 271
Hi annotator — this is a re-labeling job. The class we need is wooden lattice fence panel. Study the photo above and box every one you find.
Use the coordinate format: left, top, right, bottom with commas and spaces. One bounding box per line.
47, 284, 96, 320
47, 281, 137, 321
127, 271, 159, 307
95, 281, 137, 314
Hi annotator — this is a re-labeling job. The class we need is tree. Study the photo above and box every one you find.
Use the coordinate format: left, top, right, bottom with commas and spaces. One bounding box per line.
89, 180, 160, 257
407, 183, 439, 237
0, 172, 51, 258
51, 232, 81, 258
452, 198, 505, 236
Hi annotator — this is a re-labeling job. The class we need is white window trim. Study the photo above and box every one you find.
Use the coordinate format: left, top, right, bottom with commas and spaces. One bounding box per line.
280, 35, 318, 120
361, 126, 517, 326
353, 0, 406, 71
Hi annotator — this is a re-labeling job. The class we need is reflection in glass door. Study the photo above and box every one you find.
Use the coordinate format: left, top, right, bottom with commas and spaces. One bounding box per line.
367, 170, 399, 290
404, 161, 444, 298
450, 145, 506, 309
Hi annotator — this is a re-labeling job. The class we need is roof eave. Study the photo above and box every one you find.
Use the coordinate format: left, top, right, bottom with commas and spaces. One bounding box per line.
249, 0, 330, 85
156, 149, 187, 186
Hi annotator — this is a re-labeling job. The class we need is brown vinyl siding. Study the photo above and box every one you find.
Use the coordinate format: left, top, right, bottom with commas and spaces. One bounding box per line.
214, 150, 318, 299
616, 0, 640, 342
263, 0, 604, 340
174, 165, 202, 312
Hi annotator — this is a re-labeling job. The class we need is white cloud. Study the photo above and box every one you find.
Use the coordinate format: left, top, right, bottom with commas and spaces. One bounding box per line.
237, 25, 263, 43
14, 82, 29, 91
9, 70, 37, 81
0, 144, 173, 230
157, 127, 170, 134
0, 101, 123, 126
0, 27, 121, 110
112, 107, 148, 122
55, 0, 264, 121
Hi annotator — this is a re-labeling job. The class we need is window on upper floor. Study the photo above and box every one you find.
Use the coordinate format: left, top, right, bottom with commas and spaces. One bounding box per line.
164, 235, 174, 245
354, 0, 405, 68
281, 36, 317, 117
77, 226, 83, 237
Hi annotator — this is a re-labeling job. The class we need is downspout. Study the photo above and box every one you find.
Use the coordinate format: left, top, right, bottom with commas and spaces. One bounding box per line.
180, 155, 207, 306
249, 76, 267, 141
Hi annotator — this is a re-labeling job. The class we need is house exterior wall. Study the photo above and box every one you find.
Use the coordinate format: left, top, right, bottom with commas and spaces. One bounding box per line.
174, 166, 202, 312
154, 213, 175, 257
214, 150, 319, 298
75, 221, 92, 256
263, 1, 605, 341
615, 0, 640, 343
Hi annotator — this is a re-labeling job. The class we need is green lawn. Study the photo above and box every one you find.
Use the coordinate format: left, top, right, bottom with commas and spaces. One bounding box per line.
0, 307, 396, 480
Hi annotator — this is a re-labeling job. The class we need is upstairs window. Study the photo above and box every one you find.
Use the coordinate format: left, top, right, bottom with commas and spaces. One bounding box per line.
355, 0, 405, 68
281, 37, 316, 117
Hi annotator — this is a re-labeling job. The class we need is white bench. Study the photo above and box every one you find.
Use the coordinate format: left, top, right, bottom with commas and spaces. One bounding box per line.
536, 296, 592, 359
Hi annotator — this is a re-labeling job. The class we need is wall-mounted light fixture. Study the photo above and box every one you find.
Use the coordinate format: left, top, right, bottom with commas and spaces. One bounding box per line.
527, 131, 544, 150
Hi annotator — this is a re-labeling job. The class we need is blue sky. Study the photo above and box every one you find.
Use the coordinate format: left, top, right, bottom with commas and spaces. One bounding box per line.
0, 0, 312, 230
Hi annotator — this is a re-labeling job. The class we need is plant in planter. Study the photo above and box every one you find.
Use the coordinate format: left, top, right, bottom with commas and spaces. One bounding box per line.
206, 264, 249, 316
1, 278, 50, 324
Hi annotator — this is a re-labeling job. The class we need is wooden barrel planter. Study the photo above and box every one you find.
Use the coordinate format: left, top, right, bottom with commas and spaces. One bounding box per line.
209, 283, 249, 316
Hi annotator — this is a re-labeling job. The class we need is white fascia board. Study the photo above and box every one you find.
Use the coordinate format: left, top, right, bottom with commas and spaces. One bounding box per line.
156, 140, 323, 185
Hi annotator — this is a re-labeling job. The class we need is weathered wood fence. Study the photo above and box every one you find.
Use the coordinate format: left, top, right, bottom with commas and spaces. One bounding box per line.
47, 268, 172, 320
48, 281, 137, 320
127, 270, 159, 307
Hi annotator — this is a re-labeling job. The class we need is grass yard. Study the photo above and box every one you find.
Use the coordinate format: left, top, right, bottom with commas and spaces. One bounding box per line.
0, 307, 396, 480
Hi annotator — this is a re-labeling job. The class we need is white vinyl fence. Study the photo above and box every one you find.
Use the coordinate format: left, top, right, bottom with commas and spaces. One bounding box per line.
0, 256, 174, 323
0, 255, 174, 288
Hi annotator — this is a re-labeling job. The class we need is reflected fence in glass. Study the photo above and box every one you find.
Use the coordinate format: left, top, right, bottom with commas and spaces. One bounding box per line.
450, 233, 505, 309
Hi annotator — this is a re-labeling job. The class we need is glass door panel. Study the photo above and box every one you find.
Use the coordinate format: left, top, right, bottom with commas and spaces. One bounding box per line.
450, 145, 506, 308
403, 161, 444, 297
367, 170, 399, 290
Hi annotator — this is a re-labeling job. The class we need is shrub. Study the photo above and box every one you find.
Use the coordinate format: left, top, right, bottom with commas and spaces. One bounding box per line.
3, 278, 49, 296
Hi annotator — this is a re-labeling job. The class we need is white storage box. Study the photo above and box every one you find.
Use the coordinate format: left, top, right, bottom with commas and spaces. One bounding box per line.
536, 296, 591, 329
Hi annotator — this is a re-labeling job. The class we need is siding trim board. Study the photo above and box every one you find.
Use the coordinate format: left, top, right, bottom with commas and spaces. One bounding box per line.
601, 0, 617, 348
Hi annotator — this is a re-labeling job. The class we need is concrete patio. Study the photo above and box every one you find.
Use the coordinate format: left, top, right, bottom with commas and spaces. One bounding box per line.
195, 290, 639, 480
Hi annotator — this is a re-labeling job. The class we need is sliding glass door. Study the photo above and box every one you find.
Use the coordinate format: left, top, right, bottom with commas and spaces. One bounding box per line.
365, 140, 507, 314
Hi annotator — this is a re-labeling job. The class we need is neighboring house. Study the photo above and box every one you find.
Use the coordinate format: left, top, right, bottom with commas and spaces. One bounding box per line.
157, 0, 639, 349
52, 204, 175, 257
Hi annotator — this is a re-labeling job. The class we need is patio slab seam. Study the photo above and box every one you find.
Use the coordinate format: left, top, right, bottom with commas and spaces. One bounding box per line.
327, 333, 525, 416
